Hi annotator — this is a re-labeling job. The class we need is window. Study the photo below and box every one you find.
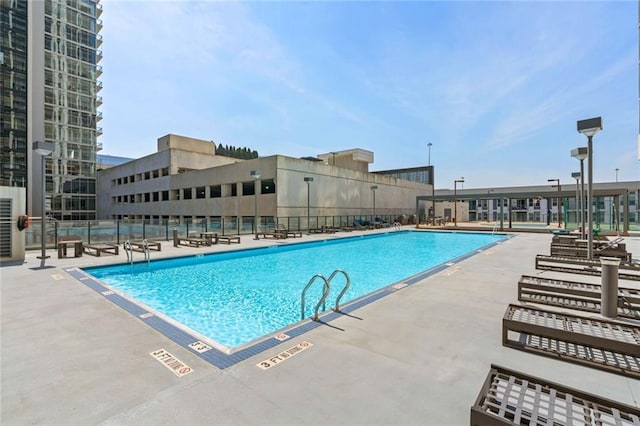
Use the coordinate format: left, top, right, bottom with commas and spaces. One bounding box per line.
196, 186, 206, 199
209, 185, 221, 198
183, 188, 192, 200
261, 179, 276, 194
161, 191, 169, 201
243, 181, 255, 196
144, 193, 150, 202
144, 171, 150, 180
152, 192, 159, 202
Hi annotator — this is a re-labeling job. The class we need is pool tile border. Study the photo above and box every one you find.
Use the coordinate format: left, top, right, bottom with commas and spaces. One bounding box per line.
66, 232, 513, 370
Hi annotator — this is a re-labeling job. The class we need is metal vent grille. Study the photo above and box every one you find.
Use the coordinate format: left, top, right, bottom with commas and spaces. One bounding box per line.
0, 199, 12, 257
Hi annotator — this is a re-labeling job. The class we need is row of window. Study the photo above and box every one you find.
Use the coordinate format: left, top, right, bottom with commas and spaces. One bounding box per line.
110, 180, 276, 204
112, 168, 170, 185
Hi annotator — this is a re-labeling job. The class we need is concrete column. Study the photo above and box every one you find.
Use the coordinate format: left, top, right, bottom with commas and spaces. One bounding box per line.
600, 257, 620, 318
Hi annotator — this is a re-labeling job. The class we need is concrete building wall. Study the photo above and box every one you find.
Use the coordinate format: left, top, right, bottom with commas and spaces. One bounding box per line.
96, 137, 430, 222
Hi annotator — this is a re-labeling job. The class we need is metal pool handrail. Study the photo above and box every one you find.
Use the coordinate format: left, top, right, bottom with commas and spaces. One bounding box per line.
301, 274, 330, 321
328, 269, 351, 312
301, 270, 352, 320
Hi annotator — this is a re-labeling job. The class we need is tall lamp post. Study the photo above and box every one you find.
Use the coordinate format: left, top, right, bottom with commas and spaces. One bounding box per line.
577, 117, 603, 260
250, 170, 261, 240
571, 147, 587, 239
615, 168, 619, 182
33, 141, 55, 268
370, 185, 378, 219
454, 178, 464, 226
304, 177, 313, 232
427, 143, 435, 225
571, 172, 581, 233
547, 178, 561, 228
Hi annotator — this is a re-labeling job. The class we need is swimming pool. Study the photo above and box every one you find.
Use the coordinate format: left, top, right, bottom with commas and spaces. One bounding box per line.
84, 231, 506, 350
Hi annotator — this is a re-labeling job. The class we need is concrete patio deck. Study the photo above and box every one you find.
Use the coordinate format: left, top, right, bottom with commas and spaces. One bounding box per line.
2, 229, 639, 425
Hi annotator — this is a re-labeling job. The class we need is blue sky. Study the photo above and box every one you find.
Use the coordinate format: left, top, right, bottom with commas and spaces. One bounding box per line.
99, 0, 638, 189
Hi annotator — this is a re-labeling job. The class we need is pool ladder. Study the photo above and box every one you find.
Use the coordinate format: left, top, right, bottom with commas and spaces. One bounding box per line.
124, 239, 151, 265
300, 269, 351, 321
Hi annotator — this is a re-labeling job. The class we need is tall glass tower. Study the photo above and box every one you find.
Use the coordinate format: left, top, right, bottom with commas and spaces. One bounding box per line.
1, 0, 103, 220
1, 0, 29, 189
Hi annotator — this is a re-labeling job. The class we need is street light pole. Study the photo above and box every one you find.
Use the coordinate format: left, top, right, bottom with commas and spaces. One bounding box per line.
427, 142, 432, 166
571, 147, 588, 240
33, 141, 55, 268
547, 178, 561, 228
571, 172, 581, 233
454, 178, 464, 226
577, 117, 603, 261
370, 185, 378, 219
304, 177, 313, 232
251, 170, 261, 240
615, 168, 619, 182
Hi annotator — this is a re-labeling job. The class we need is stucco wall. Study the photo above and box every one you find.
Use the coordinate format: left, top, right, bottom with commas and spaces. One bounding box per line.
97, 150, 431, 221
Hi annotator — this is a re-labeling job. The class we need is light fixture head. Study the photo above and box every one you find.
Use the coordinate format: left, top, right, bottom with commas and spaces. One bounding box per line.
32, 141, 55, 156
304, 177, 314, 183
250, 170, 261, 180
577, 117, 602, 137
570, 147, 588, 161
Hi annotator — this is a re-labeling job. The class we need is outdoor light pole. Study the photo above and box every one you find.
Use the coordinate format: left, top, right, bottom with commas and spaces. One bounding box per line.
577, 117, 603, 260
454, 178, 464, 226
547, 178, 561, 228
615, 168, 619, 183
251, 170, 261, 240
427, 143, 435, 225
33, 141, 55, 268
571, 147, 588, 239
370, 185, 378, 219
304, 177, 313, 232
571, 172, 581, 234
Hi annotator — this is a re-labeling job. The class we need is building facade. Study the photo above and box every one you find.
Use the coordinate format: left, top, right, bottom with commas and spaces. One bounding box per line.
96, 135, 430, 228
0, 0, 103, 220
424, 183, 640, 232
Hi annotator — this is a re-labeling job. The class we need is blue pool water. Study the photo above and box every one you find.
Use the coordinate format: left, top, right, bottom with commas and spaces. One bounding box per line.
85, 231, 505, 348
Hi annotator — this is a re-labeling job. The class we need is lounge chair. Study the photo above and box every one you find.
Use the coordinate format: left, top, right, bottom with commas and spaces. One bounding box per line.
217, 235, 240, 244
130, 240, 162, 251
353, 220, 372, 230
517, 274, 640, 319
534, 254, 640, 281
176, 237, 211, 247
257, 226, 287, 239
471, 364, 640, 425
277, 224, 302, 238
83, 243, 119, 257
502, 303, 640, 378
